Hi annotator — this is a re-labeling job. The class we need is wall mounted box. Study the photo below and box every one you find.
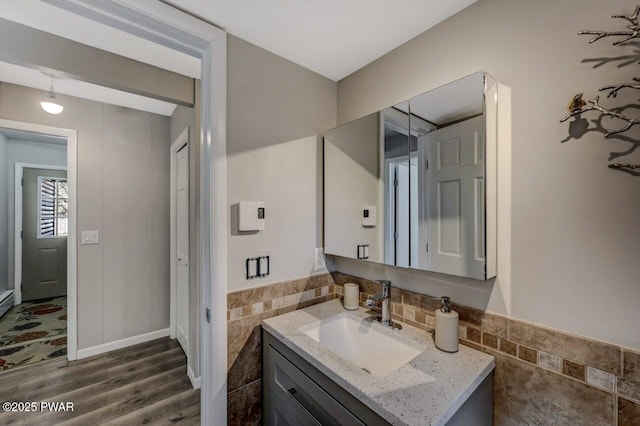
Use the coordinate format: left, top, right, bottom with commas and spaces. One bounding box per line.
362, 206, 376, 227
238, 201, 266, 231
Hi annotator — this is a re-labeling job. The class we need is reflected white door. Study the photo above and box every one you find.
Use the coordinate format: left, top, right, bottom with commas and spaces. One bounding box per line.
175, 144, 189, 354
395, 161, 410, 267
422, 115, 485, 278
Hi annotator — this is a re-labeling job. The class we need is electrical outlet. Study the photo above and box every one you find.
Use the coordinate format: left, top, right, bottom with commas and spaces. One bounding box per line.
313, 247, 326, 271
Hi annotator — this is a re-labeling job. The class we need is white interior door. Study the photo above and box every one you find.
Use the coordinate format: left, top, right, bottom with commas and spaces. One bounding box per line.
176, 144, 189, 355
423, 115, 485, 278
395, 161, 410, 268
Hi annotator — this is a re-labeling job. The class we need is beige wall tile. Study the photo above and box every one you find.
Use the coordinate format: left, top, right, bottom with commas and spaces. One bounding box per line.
229, 307, 243, 321
499, 339, 517, 357
538, 351, 562, 373
562, 359, 586, 382
518, 346, 537, 364
493, 351, 614, 425
618, 397, 640, 426
482, 333, 498, 349
227, 311, 278, 392
227, 283, 280, 310
586, 366, 615, 392
467, 328, 481, 343
618, 350, 640, 401
509, 320, 621, 375
251, 302, 264, 316
456, 305, 508, 338
228, 379, 261, 426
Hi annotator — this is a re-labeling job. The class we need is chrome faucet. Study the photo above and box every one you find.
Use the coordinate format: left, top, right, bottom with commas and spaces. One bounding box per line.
365, 280, 401, 330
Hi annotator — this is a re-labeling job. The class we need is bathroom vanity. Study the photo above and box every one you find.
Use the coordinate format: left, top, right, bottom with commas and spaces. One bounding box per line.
262, 300, 494, 425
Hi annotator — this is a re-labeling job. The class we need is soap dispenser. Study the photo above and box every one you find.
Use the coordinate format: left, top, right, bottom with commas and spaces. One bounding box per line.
435, 296, 459, 353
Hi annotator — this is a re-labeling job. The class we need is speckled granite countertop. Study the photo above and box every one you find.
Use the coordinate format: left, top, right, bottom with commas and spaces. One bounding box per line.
262, 299, 495, 426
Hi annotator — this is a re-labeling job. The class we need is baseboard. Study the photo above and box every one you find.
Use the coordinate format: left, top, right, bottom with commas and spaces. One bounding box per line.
76, 328, 170, 360
0, 290, 15, 319
188, 365, 201, 389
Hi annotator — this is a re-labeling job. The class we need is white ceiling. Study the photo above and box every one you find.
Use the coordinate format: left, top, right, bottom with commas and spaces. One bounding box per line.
166, 0, 477, 81
0, 0, 477, 114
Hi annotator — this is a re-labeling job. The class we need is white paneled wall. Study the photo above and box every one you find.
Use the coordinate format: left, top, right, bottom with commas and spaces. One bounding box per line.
0, 82, 171, 350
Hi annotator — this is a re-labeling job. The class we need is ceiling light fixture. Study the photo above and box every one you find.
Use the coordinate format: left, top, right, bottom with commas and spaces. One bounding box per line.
40, 76, 64, 114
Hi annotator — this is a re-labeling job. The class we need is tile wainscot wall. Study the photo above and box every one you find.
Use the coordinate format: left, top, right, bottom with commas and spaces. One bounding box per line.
226, 271, 640, 425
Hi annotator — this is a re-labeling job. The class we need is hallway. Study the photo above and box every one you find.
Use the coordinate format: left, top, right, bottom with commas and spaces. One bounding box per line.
0, 337, 199, 425
0, 296, 67, 371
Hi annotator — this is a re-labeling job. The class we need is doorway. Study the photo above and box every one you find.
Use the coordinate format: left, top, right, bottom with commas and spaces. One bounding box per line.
0, 121, 77, 370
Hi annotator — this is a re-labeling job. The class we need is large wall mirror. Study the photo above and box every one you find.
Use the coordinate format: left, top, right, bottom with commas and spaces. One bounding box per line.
324, 71, 498, 280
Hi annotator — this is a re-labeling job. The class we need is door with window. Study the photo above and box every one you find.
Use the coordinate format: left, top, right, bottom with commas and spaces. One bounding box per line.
22, 168, 68, 301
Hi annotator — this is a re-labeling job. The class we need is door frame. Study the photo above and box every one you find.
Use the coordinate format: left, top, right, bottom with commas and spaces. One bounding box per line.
14, 162, 68, 305
43, 1, 229, 422
1, 118, 78, 362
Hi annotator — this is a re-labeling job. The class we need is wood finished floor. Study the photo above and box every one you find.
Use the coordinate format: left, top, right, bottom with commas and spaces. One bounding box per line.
0, 337, 199, 425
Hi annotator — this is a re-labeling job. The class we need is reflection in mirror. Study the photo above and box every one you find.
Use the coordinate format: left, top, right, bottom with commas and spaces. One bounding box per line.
324, 71, 498, 280
409, 72, 486, 278
324, 112, 383, 262
382, 103, 410, 267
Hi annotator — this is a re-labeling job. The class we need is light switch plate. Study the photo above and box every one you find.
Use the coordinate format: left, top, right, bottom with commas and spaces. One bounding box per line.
82, 230, 100, 245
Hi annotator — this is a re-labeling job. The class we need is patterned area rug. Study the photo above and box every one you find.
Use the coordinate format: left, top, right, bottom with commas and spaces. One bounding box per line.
0, 296, 67, 371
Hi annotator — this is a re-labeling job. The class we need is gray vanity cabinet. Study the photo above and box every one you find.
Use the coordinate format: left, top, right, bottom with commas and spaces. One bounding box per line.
262, 328, 493, 426
263, 330, 389, 426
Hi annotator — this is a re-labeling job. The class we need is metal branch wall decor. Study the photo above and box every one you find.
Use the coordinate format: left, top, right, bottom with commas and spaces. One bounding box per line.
561, 5, 640, 172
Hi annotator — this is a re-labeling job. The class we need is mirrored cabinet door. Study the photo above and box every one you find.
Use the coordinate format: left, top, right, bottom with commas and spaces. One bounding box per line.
324, 71, 498, 280
409, 71, 486, 279
324, 112, 383, 263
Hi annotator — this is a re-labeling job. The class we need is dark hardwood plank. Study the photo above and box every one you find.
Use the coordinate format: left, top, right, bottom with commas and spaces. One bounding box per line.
0, 337, 198, 426
12, 347, 185, 401
0, 336, 175, 385
102, 388, 201, 426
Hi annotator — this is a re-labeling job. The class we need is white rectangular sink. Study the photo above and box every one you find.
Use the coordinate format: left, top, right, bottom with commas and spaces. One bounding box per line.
301, 312, 426, 378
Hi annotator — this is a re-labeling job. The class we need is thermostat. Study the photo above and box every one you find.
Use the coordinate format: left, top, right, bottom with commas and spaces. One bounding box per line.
362, 205, 376, 227
239, 201, 266, 231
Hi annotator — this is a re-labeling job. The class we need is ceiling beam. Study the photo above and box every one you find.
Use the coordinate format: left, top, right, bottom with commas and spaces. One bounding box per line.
0, 17, 195, 107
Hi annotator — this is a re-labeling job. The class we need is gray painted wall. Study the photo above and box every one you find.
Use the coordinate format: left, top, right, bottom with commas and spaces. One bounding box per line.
324, 113, 382, 261
336, 0, 640, 349
6, 139, 67, 293
226, 35, 337, 292
0, 132, 7, 293
0, 82, 171, 350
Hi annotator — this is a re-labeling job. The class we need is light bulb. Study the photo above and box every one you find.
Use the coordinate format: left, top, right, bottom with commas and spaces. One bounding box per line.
41, 92, 64, 114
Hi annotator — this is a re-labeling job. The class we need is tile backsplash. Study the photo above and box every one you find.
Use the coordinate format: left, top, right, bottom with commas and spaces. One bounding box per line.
226, 271, 640, 425
226, 273, 336, 425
